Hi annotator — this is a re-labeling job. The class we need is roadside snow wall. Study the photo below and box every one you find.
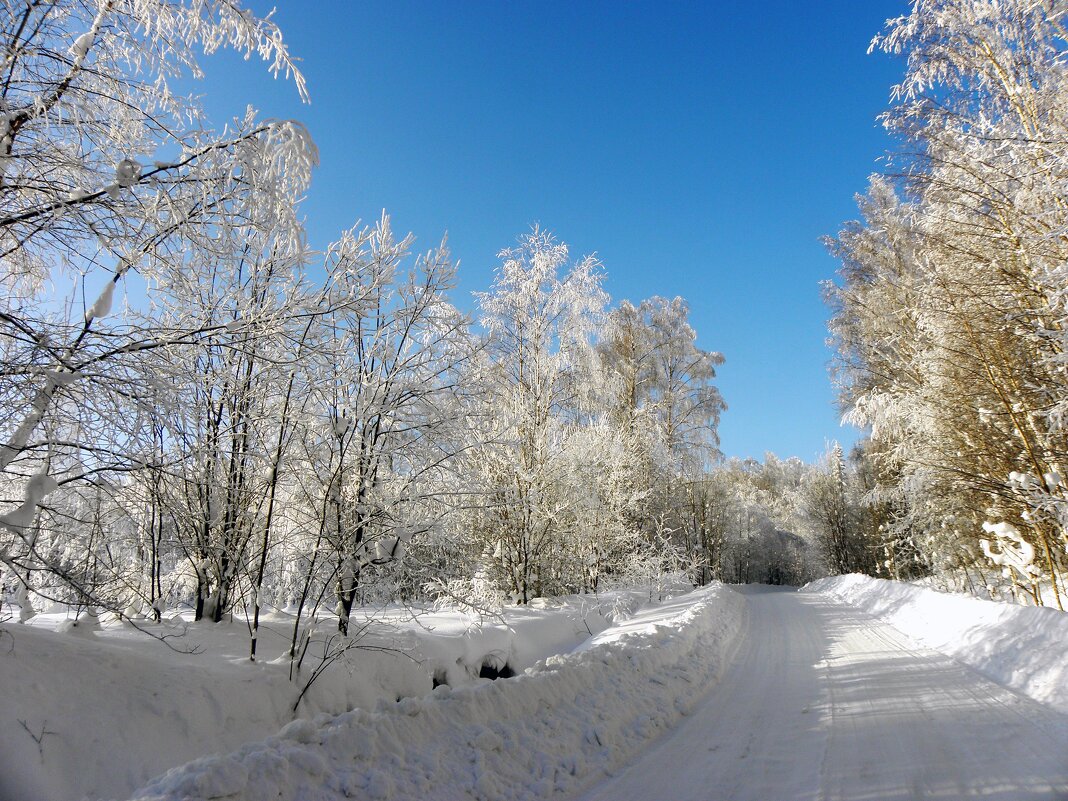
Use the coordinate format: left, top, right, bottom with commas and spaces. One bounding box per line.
805, 574, 1068, 713
128, 584, 745, 801
0, 590, 660, 801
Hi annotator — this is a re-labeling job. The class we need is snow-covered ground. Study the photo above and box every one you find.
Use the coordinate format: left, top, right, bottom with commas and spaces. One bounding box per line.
0, 588, 668, 801
126, 584, 745, 801
5, 577, 1068, 801
805, 573, 1068, 713
576, 584, 1068, 801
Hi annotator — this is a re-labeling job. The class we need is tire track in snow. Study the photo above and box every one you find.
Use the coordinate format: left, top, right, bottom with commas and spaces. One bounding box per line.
574, 585, 1068, 801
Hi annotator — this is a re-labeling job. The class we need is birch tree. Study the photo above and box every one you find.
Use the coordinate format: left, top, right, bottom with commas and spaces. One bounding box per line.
304, 217, 473, 636
0, 0, 315, 611
470, 228, 607, 602
827, 0, 1068, 604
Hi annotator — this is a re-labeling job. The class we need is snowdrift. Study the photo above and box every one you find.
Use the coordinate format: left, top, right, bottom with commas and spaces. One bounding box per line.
805, 574, 1068, 713
0, 590, 655, 801
127, 584, 745, 801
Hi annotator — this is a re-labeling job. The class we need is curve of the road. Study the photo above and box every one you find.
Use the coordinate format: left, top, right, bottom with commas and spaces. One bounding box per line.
574, 584, 1068, 801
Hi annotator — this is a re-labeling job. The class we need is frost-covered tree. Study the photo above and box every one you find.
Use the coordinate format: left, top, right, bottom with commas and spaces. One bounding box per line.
675, 469, 736, 585
0, 0, 315, 612
596, 296, 726, 580
802, 443, 877, 575
468, 228, 609, 602
657, 454, 845, 587
149, 225, 321, 623
600, 296, 725, 469
826, 0, 1068, 606
301, 218, 473, 635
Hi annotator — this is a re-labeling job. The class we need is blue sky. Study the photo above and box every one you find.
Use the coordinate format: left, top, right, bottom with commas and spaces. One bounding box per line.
202, 1, 907, 462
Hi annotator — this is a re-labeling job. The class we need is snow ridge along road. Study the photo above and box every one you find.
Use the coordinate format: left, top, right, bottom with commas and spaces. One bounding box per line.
808, 574, 1068, 713
574, 585, 1068, 801
127, 585, 746, 801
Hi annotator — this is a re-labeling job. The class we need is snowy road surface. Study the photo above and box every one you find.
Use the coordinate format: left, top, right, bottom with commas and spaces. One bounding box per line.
575, 585, 1068, 801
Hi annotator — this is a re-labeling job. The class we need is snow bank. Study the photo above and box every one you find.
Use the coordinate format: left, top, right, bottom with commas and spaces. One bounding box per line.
805, 574, 1068, 713
0, 591, 648, 801
402, 589, 651, 686
127, 584, 745, 801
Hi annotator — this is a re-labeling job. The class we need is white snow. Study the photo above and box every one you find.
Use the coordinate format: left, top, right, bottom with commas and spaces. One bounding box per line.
576, 584, 1068, 801
0, 470, 58, 534
124, 584, 745, 801
5, 578, 1067, 801
114, 158, 141, 188
69, 31, 94, 58
85, 280, 115, 321
804, 573, 1068, 713
0, 587, 693, 801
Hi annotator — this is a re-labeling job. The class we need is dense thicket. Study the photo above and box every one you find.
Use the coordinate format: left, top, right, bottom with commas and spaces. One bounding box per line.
826, 0, 1068, 608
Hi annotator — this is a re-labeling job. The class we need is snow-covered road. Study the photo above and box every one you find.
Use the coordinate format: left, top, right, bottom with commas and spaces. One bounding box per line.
575, 585, 1068, 801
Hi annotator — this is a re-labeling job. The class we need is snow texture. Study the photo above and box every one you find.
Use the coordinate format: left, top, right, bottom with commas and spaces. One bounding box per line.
0, 470, 58, 533
125, 585, 744, 801
114, 158, 141, 188
577, 585, 1068, 801
0, 589, 666, 801
85, 280, 115, 321
805, 574, 1068, 713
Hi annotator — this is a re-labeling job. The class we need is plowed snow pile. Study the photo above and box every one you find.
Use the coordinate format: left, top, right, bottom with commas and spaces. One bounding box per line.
128, 584, 745, 801
0, 589, 655, 801
805, 574, 1068, 712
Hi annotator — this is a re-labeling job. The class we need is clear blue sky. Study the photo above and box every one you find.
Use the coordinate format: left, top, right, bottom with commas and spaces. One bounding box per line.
202, 1, 907, 463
